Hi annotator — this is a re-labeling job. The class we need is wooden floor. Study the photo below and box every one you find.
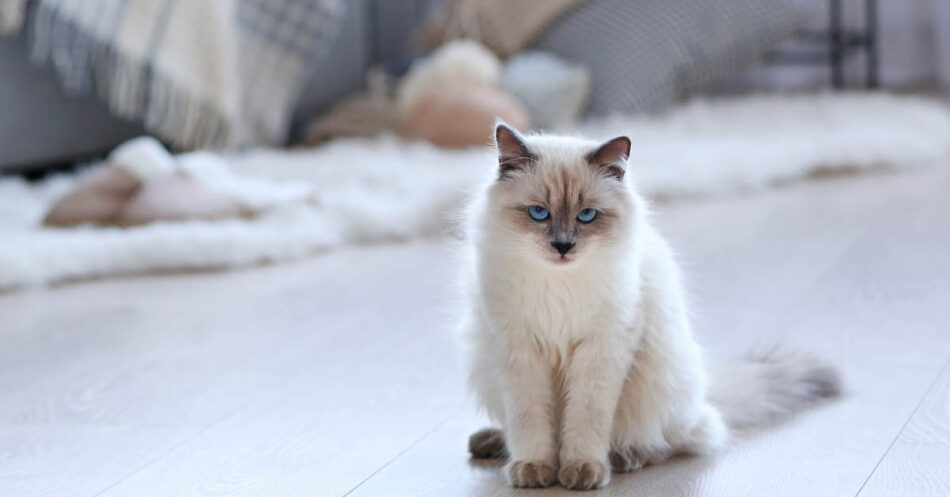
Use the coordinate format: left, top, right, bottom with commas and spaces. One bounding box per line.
2, 166, 949, 497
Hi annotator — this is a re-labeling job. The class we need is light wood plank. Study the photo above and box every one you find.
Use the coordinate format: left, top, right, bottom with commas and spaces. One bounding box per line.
0, 424, 193, 497
0, 241, 467, 496
858, 359, 950, 497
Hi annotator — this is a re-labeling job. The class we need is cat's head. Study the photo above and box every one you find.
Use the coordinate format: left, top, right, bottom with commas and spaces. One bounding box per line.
484, 123, 638, 266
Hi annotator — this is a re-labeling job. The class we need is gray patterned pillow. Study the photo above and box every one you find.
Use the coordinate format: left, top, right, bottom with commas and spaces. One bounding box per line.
535, 0, 813, 115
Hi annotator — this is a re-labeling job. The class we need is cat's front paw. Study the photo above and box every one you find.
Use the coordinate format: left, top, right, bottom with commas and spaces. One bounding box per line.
558, 459, 610, 490
609, 446, 647, 473
505, 460, 557, 488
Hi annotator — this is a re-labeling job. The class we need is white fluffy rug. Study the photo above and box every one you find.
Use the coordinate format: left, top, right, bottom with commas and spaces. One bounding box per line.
2, 92, 949, 289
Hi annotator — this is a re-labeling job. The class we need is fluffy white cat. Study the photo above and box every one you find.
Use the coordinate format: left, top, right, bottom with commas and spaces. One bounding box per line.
460, 123, 840, 490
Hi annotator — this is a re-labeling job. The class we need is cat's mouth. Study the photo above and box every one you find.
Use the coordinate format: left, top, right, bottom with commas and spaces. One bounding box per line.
552, 254, 575, 265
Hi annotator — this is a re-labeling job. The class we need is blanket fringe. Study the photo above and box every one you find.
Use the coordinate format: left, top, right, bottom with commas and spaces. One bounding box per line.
30, 1, 231, 149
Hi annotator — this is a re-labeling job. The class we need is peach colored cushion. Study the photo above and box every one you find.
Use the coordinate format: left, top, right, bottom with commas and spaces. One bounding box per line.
43, 167, 140, 227
116, 171, 247, 226
399, 82, 529, 148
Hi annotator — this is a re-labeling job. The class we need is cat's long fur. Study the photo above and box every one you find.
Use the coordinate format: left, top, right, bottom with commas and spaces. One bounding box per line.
460, 123, 840, 490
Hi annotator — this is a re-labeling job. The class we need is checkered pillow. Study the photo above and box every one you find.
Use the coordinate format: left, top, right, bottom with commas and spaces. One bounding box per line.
535, 0, 813, 115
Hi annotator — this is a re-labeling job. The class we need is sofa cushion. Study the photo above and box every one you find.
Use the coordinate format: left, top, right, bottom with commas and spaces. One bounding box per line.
535, 0, 813, 115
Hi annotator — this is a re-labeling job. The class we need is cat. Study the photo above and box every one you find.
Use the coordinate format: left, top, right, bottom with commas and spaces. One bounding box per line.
459, 123, 841, 490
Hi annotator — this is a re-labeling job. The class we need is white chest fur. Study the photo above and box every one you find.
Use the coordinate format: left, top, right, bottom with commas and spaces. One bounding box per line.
477, 250, 640, 352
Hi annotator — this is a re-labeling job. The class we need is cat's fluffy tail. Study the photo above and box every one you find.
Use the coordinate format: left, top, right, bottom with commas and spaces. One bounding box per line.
707, 349, 841, 430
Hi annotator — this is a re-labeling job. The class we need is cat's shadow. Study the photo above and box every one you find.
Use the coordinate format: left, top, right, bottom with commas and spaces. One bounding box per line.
467, 457, 506, 470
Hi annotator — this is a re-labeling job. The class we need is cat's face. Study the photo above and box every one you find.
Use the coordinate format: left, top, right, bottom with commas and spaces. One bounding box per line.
487, 124, 635, 266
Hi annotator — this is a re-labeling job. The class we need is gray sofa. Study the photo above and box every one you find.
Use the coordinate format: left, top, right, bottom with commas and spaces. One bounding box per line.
0, 0, 432, 172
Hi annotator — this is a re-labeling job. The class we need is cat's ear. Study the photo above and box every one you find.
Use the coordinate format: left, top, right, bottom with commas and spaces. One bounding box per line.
588, 136, 631, 180
495, 122, 535, 179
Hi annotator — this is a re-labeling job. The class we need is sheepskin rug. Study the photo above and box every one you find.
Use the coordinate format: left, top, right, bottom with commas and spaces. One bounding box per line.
2, 92, 949, 289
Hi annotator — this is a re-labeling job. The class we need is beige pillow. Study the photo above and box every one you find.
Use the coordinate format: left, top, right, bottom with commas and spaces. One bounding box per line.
43, 167, 140, 227
116, 171, 248, 226
415, 0, 588, 58
398, 80, 529, 148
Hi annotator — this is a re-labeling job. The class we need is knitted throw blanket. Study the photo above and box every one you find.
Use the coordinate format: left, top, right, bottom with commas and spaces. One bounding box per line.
0, 0, 344, 149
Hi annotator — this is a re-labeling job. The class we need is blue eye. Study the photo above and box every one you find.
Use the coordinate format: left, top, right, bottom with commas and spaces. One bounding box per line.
528, 206, 549, 221
577, 208, 597, 223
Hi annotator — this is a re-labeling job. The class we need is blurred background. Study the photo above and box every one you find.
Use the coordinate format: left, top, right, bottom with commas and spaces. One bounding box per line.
1, 0, 949, 167
1, 1, 949, 496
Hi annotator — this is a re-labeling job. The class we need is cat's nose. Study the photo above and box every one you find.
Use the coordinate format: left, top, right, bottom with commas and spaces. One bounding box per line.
551, 241, 575, 255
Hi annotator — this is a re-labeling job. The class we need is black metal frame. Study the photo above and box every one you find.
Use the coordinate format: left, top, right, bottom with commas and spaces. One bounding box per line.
767, 0, 879, 88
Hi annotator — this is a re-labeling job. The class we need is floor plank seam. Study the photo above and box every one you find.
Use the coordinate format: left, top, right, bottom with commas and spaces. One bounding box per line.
89, 415, 242, 497
340, 407, 463, 497
852, 355, 950, 497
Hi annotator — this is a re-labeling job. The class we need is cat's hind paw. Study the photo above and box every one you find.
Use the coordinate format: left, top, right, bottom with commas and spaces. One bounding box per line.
468, 427, 507, 459
505, 460, 557, 488
609, 447, 647, 473
558, 459, 610, 490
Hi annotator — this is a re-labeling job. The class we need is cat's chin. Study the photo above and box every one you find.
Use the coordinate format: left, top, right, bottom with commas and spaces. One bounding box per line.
548, 255, 576, 266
